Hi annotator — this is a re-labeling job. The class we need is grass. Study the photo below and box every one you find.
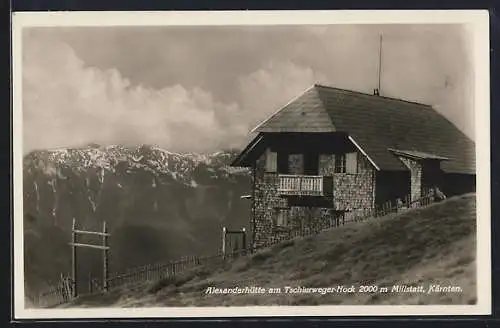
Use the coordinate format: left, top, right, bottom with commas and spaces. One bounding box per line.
63, 193, 477, 307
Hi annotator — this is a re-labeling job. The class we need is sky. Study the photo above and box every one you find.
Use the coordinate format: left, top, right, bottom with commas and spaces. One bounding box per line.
22, 24, 475, 154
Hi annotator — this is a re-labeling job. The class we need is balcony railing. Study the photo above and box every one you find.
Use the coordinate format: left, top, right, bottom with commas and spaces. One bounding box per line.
278, 174, 333, 197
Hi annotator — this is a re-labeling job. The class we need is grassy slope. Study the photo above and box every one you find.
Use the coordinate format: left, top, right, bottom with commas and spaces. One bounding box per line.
65, 193, 476, 307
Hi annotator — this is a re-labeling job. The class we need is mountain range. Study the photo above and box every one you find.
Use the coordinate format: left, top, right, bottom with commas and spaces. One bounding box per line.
22, 144, 251, 297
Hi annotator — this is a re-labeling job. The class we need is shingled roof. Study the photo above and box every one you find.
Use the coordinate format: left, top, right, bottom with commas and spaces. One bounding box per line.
250, 84, 475, 175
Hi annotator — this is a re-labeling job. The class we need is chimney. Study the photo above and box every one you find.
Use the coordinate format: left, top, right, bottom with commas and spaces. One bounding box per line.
373, 88, 380, 96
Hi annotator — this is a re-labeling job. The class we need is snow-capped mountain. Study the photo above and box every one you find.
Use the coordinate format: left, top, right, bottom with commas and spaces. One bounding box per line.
24, 144, 248, 185
22, 144, 251, 297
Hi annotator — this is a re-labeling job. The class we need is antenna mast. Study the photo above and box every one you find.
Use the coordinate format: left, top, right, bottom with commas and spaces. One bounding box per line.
377, 34, 383, 95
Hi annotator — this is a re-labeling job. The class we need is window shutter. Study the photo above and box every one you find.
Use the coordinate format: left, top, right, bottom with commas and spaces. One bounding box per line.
346, 152, 358, 174
266, 148, 277, 172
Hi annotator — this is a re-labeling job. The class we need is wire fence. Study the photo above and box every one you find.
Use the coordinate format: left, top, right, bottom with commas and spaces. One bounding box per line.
30, 188, 441, 308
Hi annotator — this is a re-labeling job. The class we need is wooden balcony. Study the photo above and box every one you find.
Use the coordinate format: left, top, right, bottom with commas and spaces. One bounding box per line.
278, 174, 333, 197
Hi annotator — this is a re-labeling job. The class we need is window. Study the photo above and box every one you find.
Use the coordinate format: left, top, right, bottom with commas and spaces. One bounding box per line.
275, 209, 289, 228
288, 153, 304, 174
265, 148, 277, 172
335, 152, 358, 174
318, 154, 336, 175
335, 154, 346, 173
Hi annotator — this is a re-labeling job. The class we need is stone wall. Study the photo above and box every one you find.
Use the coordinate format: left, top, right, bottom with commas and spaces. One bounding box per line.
251, 148, 376, 248
319, 151, 375, 215
252, 152, 289, 248
332, 153, 375, 215
398, 156, 422, 201
288, 207, 345, 233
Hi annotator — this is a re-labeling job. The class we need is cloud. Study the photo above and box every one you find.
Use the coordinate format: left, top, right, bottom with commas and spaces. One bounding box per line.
22, 34, 324, 154
237, 60, 326, 127
22, 25, 474, 154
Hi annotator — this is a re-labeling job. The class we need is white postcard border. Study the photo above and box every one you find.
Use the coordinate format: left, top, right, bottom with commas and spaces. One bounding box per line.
11, 10, 491, 319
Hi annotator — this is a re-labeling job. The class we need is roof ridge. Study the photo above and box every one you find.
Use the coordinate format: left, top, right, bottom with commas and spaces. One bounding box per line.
313, 83, 434, 108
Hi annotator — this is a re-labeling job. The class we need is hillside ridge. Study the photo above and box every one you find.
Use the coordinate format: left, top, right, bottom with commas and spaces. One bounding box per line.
61, 193, 477, 307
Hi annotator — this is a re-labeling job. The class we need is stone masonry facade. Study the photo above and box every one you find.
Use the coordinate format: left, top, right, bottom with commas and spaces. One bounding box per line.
318, 152, 376, 219
251, 149, 376, 249
398, 156, 422, 201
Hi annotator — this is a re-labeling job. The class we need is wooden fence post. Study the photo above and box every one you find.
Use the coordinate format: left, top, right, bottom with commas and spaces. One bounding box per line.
71, 218, 77, 298
88, 272, 93, 294
102, 221, 109, 292
222, 226, 227, 260
242, 228, 247, 255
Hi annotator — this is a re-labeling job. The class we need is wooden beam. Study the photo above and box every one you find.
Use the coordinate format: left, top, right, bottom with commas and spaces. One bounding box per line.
225, 230, 246, 234
348, 135, 380, 171
73, 229, 111, 237
69, 242, 110, 251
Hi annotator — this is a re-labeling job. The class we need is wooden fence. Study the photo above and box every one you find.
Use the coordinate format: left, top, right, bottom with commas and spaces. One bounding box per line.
105, 254, 226, 289
249, 188, 439, 250
30, 275, 73, 308
31, 188, 440, 308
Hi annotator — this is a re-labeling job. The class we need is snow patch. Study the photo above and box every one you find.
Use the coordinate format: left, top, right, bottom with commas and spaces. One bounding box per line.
88, 196, 97, 212
99, 168, 105, 184
33, 181, 40, 213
